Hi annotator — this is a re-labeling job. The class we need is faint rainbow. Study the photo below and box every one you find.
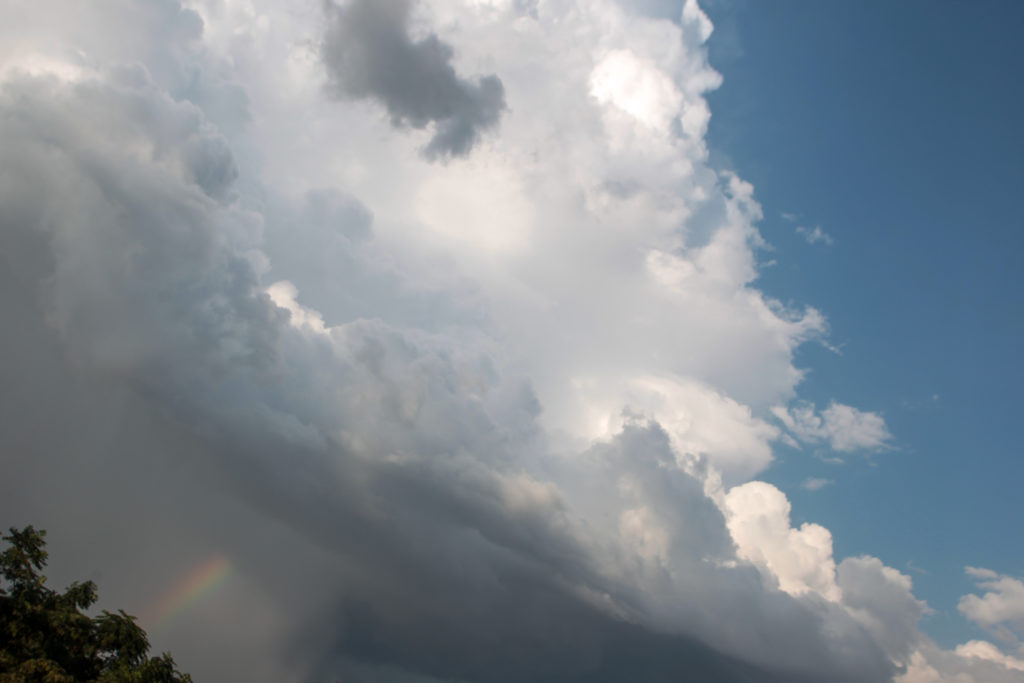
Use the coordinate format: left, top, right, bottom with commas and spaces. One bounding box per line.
147, 555, 232, 629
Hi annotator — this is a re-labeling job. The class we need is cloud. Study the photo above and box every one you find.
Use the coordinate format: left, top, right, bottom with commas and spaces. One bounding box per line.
955, 641, 1024, 672
796, 225, 834, 245
837, 556, 929, 662
590, 49, 685, 132
822, 403, 893, 451
322, 0, 505, 159
889, 569, 1024, 681
802, 477, 834, 491
897, 641, 1024, 682
0, 64, 903, 683
724, 481, 842, 601
0, 0, 989, 681
773, 401, 893, 453
959, 567, 1024, 644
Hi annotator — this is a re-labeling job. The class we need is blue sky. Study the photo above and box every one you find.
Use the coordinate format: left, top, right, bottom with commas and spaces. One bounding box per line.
703, 0, 1024, 648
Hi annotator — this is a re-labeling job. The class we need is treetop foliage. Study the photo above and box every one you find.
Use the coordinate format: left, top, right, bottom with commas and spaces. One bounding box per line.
0, 526, 192, 682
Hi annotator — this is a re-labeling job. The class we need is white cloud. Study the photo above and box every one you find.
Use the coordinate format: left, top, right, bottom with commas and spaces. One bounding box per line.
266, 281, 327, 335
801, 477, 834, 491
959, 567, 1024, 643
822, 402, 893, 451
897, 640, 1024, 682
590, 49, 684, 133
888, 569, 1024, 682
724, 481, 842, 601
955, 640, 1024, 672
575, 374, 781, 484
773, 400, 892, 453
796, 224, 833, 245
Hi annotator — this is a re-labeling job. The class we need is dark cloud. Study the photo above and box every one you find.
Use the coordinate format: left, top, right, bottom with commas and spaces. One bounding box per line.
322, 0, 506, 159
296, 426, 888, 683
310, 594, 807, 683
0, 70, 896, 683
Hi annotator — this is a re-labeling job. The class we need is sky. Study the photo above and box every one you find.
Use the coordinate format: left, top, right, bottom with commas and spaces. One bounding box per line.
0, 1, 1021, 682
699, 0, 1024, 650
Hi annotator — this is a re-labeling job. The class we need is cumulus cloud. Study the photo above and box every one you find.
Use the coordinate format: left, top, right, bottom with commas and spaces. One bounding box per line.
897, 641, 1024, 682
959, 567, 1024, 645
890, 568, 1024, 681
322, 0, 506, 159
955, 641, 1024, 672
773, 400, 893, 453
724, 481, 842, 602
837, 556, 929, 662
0, 66, 892, 683
0, 0, 993, 682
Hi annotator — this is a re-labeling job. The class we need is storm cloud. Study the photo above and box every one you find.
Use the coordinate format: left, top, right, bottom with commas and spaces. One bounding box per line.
2, 1, 1021, 682
0, 71, 889, 682
322, 0, 505, 159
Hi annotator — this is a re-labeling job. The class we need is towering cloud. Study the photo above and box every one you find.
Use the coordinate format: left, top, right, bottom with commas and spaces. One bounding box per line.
0, 1, 1020, 682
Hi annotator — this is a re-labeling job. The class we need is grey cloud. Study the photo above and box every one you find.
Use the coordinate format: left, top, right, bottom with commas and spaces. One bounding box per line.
294, 425, 875, 683
1, 70, 902, 683
0, 2, 930, 682
837, 556, 928, 663
261, 189, 489, 331
322, 0, 505, 159
308, 594, 809, 683
0, 0, 249, 133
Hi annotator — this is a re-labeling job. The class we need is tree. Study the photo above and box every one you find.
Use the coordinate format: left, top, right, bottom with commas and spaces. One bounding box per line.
0, 526, 192, 682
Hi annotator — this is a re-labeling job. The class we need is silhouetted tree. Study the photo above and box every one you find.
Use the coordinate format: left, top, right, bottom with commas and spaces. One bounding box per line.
0, 526, 192, 682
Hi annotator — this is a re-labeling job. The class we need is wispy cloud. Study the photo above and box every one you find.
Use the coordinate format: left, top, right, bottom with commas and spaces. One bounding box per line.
796, 225, 834, 245
772, 401, 893, 454
906, 560, 931, 575
801, 477, 834, 491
